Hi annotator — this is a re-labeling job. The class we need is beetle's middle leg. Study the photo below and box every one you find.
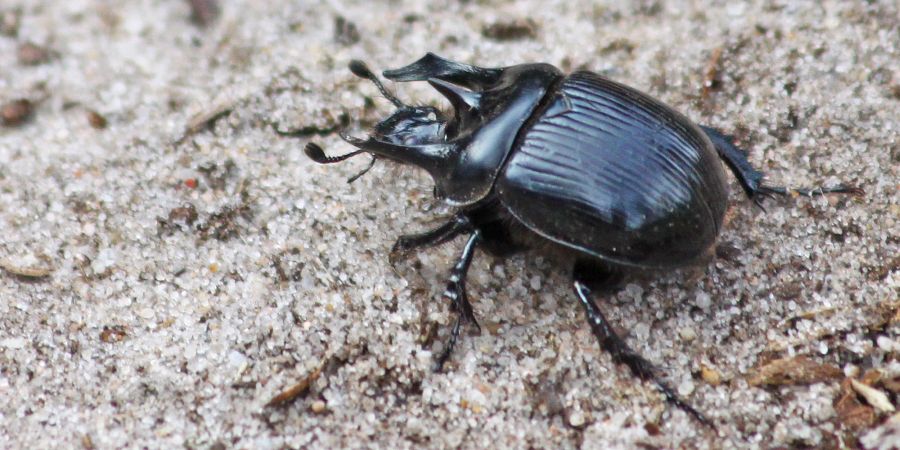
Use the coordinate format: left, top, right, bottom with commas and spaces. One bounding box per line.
701, 125, 862, 207
572, 260, 712, 426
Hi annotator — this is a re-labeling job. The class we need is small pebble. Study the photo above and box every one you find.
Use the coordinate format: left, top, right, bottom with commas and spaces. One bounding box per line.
567, 410, 585, 427
679, 327, 697, 341
17, 42, 50, 65
1, 99, 33, 126
86, 110, 107, 129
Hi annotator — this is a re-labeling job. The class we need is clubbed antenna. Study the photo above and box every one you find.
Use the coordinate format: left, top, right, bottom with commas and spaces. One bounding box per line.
305, 142, 378, 184
304, 142, 364, 164
349, 60, 405, 108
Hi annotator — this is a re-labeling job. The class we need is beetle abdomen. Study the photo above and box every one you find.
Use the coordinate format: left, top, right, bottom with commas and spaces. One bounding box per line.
497, 71, 729, 268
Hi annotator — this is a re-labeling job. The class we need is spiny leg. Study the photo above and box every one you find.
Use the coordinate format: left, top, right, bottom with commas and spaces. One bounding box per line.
390, 214, 473, 265
572, 262, 712, 427
434, 229, 482, 371
701, 125, 863, 207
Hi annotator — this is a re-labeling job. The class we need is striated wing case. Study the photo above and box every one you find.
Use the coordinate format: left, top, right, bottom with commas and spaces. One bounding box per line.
496, 72, 729, 268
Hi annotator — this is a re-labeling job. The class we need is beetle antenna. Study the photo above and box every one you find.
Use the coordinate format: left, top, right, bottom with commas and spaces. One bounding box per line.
304, 142, 365, 164
349, 60, 405, 108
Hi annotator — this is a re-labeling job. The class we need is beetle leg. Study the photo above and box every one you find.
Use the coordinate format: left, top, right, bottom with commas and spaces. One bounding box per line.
572, 265, 712, 427
701, 125, 863, 205
390, 214, 473, 264
434, 229, 482, 371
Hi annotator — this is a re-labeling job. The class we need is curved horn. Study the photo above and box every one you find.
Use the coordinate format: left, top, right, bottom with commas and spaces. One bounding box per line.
383, 53, 502, 90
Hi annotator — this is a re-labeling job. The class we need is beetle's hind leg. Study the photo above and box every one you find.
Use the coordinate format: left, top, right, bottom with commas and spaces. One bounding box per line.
434, 230, 483, 371
572, 260, 712, 427
701, 125, 862, 207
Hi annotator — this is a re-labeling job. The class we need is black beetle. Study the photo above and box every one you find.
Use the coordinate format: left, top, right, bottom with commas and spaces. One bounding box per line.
287, 54, 860, 425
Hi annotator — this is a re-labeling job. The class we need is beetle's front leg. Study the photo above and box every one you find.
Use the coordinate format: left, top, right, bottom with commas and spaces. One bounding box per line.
434, 229, 482, 372
701, 125, 863, 207
389, 214, 473, 264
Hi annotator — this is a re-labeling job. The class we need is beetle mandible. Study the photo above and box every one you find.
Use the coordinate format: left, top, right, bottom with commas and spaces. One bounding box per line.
285, 53, 860, 425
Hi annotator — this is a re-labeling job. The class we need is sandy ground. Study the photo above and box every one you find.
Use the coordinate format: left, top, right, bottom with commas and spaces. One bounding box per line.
1, 0, 898, 448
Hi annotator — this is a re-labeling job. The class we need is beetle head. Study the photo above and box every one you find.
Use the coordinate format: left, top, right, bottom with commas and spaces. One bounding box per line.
305, 60, 456, 184
303, 55, 559, 204
370, 105, 446, 147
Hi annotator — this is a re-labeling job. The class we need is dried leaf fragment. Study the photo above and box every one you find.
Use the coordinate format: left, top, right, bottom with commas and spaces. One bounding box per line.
266, 366, 323, 407
482, 18, 538, 41
100, 326, 128, 343
176, 100, 234, 144
700, 364, 722, 386
0, 258, 52, 278
747, 355, 841, 386
851, 378, 896, 413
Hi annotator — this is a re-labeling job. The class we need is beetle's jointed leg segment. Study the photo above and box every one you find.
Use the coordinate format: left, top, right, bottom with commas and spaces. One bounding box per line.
434, 229, 482, 371
701, 125, 862, 207
572, 265, 711, 426
390, 214, 473, 264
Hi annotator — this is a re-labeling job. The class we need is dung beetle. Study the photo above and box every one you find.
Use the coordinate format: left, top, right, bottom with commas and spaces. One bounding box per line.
288, 54, 861, 425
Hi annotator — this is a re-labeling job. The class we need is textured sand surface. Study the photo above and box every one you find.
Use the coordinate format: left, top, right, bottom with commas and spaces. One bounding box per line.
1, 1, 898, 448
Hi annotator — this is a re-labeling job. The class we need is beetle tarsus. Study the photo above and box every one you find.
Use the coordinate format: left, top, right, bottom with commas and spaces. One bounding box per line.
573, 279, 713, 428
434, 314, 463, 372
702, 125, 862, 206
756, 183, 864, 198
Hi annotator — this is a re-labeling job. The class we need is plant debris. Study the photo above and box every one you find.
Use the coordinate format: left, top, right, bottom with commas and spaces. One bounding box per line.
266, 366, 323, 408
747, 356, 842, 386
0, 258, 52, 279
481, 18, 538, 41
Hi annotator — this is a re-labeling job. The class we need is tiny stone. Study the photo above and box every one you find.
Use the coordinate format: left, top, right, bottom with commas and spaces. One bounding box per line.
17, 42, 51, 65
86, 110, 108, 129
877, 336, 894, 352
1, 99, 33, 126
567, 410, 585, 428
678, 379, 695, 396
695, 292, 712, 310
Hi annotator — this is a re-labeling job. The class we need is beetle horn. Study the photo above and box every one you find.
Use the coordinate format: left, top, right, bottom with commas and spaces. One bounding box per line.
383, 53, 502, 90
349, 60, 405, 108
428, 78, 483, 112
